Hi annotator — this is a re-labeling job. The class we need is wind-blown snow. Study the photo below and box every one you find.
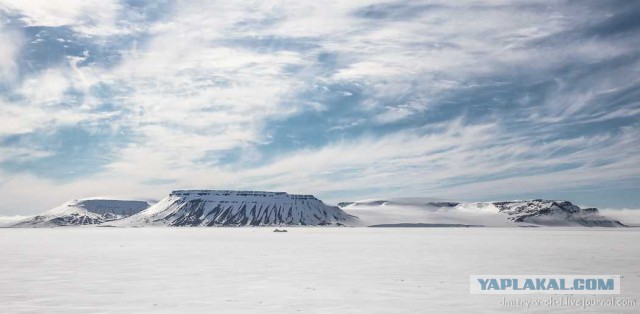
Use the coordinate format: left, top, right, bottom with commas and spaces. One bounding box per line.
342, 199, 514, 227
0, 215, 30, 227
599, 208, 640, 227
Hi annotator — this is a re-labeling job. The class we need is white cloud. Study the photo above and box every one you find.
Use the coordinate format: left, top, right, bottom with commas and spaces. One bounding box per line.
245, 123, 639, 198
19, 68, 69, 105
0, 0, 122, 35
88, 2, 323, 175
0, 59, 118, 136
3, 118, 638, 215
0, 23, 21, 82
374, 99, 429, 124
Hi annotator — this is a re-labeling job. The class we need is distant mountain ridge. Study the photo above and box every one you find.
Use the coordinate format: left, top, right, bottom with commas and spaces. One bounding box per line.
11, 199, 150, 227
338, 198, 626, 227
6, 194, 627, 228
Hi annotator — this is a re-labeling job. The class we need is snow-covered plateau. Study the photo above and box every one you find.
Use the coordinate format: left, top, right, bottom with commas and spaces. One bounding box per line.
0, 228, 638, 313
113, 190, 356, 227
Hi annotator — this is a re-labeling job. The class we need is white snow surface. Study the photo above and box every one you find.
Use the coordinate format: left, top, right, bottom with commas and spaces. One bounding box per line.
115, 190, 355, 227
0, 228, 638, 313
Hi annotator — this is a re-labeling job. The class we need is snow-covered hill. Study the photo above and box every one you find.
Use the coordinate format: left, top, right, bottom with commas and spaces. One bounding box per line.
11, 199, 150, 227
339, 198, 626, 227
115, 190, 356, 227
491, 199, 625, 227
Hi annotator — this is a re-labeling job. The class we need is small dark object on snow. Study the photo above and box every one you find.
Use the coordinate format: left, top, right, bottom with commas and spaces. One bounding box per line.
273, 229, 288, 233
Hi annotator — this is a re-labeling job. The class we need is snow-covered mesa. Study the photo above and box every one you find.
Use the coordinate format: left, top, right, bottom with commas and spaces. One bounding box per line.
113, 190, 355, 227
2, 190, 632, 227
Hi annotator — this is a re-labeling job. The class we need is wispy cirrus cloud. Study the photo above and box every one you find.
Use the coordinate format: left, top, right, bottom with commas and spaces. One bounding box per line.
0, 21, 21, 82
0, 0, 123, 35
0, 0, 639, 214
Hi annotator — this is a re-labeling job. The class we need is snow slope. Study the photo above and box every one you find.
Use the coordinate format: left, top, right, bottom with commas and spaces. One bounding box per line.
339, 198, 626, 227
11, 199, 150, 227
115, 190, 356, 227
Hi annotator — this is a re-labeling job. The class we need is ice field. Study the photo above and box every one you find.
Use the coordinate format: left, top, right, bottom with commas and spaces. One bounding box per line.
1, 227, 639, 313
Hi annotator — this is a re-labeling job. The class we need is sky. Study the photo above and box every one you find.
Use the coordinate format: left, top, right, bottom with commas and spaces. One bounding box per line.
0, 0, 639, 215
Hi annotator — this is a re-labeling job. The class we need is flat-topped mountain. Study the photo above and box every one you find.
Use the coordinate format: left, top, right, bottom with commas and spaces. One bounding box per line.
116, 190, 356, 227
11, 199, 150, 227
